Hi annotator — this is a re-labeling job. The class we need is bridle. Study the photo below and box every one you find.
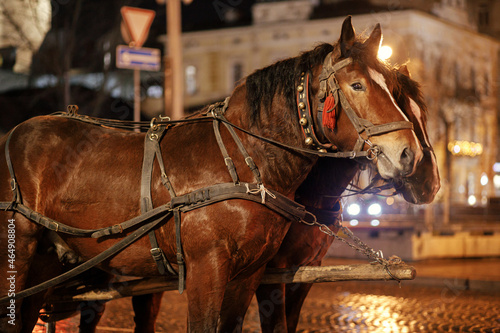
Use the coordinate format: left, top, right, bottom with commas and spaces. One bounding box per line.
296, 52, 414, 159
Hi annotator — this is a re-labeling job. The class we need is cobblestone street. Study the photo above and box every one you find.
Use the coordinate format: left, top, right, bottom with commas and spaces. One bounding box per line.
35, 278, 500, 332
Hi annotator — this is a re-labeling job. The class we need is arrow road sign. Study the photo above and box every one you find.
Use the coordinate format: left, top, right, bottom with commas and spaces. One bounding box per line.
116, 45, 161, 71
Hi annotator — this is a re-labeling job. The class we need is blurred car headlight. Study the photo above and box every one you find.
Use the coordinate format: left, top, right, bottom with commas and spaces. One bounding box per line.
367, 203, 382, 216
347, 203, 361, 216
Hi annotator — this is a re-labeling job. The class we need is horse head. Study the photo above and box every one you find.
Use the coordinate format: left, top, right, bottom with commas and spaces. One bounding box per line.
394, 66, 441, 204
311, 16, 423, 182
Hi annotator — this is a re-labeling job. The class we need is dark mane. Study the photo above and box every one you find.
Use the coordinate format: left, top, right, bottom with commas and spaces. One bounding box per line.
245, 43, 333, 125
394, 69, 428, 123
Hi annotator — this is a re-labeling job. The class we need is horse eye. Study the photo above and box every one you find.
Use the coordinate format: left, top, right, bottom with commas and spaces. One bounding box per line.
350, 82, 364, 91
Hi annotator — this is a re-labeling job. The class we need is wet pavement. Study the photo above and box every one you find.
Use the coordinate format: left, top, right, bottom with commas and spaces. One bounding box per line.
33, 258, 500, 332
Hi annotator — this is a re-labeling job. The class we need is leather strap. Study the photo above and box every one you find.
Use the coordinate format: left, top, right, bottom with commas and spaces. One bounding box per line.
141, 126, 177, 278
0, 213, 170, 305
213, 120, 239, 183
211, 99, 262, 184
4, 127, 21, 209
315, 53, 414, 156
174, 209, 185, 293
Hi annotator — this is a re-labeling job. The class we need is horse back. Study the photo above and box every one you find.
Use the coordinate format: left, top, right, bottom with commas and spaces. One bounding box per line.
1, 116, 146, 224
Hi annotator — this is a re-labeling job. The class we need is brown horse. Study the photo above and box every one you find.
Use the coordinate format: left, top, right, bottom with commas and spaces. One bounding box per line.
64, 64, 439, 333
0, 16, 422, 333
110, 27, 440, 333
251, 66, 440, 333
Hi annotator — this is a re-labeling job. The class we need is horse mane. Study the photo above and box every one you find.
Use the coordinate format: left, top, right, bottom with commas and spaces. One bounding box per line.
394, 67, 428, 123
244, 33, 401, 127
245, 43, 333, 126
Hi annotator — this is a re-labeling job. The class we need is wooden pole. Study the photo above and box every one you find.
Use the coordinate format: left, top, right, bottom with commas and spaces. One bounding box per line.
166, 0, 183, 120
48, 264, 416, 303
133, 68, 141, 132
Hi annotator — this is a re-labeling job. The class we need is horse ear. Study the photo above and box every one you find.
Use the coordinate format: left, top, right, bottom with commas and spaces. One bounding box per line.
339, 16, 356, 57
398, 65, 411, 77
364, 23, 382, 58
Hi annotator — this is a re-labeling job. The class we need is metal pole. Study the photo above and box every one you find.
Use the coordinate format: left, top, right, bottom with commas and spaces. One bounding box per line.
134, 69, 141, 132
167, 0, 183, 120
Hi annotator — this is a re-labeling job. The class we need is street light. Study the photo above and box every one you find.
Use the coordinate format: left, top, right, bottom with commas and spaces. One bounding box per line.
378, 45, 392, 60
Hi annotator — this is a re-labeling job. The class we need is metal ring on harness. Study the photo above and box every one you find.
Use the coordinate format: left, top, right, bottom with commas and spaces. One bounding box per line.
366, 146, 381, 160
150, 117, 159, 131
300, 210, 318, 226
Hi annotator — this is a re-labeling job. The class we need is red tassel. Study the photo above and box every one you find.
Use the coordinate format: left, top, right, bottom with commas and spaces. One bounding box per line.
323, 95, 337, 130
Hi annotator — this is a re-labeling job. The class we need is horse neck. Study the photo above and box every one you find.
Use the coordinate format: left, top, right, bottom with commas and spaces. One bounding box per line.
295, 158, 359, 209
224, 85, 318, 196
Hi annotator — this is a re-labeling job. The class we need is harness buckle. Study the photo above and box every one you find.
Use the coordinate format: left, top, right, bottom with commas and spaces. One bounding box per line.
49, 221, 59, 232
150, 247, 164, 261
111, 224, 124, 234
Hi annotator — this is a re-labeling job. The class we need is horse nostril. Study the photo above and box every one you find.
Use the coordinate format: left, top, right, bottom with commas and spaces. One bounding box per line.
400, 147, 415, 176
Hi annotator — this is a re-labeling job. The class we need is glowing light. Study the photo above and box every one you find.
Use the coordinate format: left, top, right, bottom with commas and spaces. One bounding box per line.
448, 140, 483, 157
378, 45, 392, 60
350, 219, 359, 226
386, 197, 394, 206
468, 195, 477, 206
347, 203, 361, 216
368, 203, 382, 216
494, 175, 500, 189
480, 173, 489, 186
371, 219, 380, 226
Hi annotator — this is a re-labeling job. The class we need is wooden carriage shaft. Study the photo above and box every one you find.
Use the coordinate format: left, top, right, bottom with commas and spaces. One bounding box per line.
49, 264, 415, 302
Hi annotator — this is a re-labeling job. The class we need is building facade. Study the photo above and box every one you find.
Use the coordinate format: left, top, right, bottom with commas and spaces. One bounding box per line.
0, 0, 51, 73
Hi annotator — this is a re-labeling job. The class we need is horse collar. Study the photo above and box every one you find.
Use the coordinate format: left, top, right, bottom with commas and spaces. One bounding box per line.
296, 72, 334, 152
296, 56, 354, 153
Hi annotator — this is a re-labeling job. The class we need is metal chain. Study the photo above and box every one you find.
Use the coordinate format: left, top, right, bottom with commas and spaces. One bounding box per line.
301, 217, 404, 285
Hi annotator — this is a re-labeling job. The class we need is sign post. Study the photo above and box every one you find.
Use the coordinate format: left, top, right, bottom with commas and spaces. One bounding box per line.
117, 6, 157, 131
167, 0, 184, 120
156, 0, 185, 120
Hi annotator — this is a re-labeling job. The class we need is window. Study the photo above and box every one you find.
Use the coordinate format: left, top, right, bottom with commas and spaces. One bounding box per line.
185, 65, 197, 95
232, 62, 243, 87
478, 3, 489, 28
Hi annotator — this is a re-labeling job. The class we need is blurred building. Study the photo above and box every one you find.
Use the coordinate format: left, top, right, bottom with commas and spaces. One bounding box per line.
170, 0, 500, 209
0, 0, 51, 73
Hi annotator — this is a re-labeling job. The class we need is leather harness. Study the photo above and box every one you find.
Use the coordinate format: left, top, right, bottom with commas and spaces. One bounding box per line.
0, 54, 415, 304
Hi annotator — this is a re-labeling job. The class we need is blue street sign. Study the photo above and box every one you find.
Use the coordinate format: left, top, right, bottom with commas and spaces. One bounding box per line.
116, 45, 161, 71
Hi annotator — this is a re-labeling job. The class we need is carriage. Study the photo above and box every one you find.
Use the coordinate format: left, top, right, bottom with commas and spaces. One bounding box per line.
0, 17, 439, 333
